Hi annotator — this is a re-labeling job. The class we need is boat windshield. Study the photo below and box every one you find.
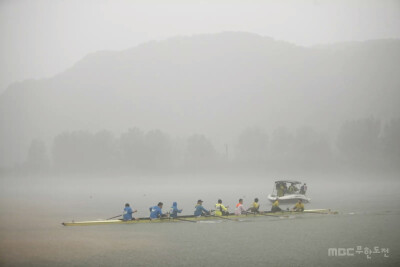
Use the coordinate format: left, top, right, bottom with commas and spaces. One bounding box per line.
273, 180, 307, 196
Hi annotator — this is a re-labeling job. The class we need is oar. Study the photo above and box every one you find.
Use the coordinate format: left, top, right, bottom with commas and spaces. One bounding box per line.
211, 214, 239, 221
107, 214, 123, 220
156, 214, 197, 223
173, 217, 197, 223
107, 210, 137, 220
303, 210, 338, 215
259, 211, 290, 218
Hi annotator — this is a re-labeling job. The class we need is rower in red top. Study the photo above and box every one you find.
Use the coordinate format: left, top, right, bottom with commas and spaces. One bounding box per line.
235, 199, 247, 215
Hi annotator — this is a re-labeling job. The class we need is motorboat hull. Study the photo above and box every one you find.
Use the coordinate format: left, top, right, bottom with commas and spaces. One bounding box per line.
268, 193, 311, 204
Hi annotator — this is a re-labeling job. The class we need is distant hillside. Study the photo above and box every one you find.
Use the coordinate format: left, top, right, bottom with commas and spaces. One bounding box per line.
1, 32, 399, 168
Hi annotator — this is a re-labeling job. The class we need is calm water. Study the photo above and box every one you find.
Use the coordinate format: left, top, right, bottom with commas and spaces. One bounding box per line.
0, 173, 399, 266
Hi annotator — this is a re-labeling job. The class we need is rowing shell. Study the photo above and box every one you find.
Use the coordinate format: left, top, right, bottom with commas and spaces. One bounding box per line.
62, 209, 337, 226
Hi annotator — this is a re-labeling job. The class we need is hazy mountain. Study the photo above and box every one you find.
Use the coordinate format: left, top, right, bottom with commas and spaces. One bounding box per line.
1, 32, 399, 168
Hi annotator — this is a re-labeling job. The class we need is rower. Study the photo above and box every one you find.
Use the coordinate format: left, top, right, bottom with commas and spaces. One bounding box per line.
194, 199, 209, 216
292, 199, 304, 212
149, 202, 165, 219
271, 198, 282, 213
235, 198, 247, 215
247, 198, 260, 213
123, 203, 138, 221
169, 202, 183, 219
215, 199, 229, 216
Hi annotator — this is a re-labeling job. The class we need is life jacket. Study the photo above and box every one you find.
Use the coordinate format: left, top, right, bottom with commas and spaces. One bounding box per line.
216, 203, 223, 212
215, 203, 227, 216
294, 202, 304, 210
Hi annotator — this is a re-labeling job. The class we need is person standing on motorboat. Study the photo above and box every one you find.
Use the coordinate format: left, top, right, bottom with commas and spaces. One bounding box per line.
300, 183, 307, 195
276, 182, 281, 196
277, 183, 285, 197
283, 183, 288, 194
292, 199, 305, 212
288, 183, 299, 194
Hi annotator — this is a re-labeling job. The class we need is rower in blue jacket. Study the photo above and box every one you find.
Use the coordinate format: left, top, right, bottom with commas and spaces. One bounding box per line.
149, 202, 164, 219
123, 203, 137, 221
169, 202, 183, 218
194, 199, 209, 216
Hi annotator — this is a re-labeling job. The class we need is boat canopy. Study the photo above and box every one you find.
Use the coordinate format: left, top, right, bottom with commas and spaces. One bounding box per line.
274, 180, 302, 184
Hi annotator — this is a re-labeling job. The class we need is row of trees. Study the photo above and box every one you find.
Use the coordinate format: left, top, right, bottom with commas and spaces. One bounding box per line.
25, 128, 219, 173
23, 117, 400, 173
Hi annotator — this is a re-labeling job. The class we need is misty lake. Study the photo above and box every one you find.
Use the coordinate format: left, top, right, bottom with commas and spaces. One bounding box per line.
1, 173, 399, 266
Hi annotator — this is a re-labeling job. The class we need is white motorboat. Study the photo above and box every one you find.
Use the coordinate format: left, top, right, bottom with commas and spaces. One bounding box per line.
267, 180, 311, 203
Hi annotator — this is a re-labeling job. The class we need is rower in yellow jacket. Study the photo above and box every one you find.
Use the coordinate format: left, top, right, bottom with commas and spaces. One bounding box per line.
247, 198, 260, 213
292, 199, 304, 212
215, 199, 229, 216
271, 198, 282, 212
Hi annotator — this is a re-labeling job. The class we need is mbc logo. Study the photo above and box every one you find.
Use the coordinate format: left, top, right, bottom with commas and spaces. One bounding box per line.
328, 248, 355, 256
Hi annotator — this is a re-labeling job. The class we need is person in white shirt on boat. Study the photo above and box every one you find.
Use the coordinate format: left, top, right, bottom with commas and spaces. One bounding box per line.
300, 183, 307, 195
235, 199, 247, 215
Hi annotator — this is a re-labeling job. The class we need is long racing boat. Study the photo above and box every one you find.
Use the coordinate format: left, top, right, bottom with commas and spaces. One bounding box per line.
62, 209, 337, 226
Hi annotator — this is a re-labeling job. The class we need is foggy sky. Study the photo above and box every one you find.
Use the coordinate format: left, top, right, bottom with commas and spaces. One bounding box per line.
1, 0, 400, 94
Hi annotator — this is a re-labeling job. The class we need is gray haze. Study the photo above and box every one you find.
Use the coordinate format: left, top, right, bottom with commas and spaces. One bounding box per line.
1, 32, 399, 173
1, 0, 400, 94
0, 1, 399, 174
1, 1, 400, 266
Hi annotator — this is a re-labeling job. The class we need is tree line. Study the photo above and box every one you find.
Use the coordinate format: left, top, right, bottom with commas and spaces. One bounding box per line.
21, 117, 400, 174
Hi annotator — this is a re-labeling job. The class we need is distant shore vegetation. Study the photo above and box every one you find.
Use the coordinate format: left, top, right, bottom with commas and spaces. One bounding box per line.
4, 117, 399, 175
